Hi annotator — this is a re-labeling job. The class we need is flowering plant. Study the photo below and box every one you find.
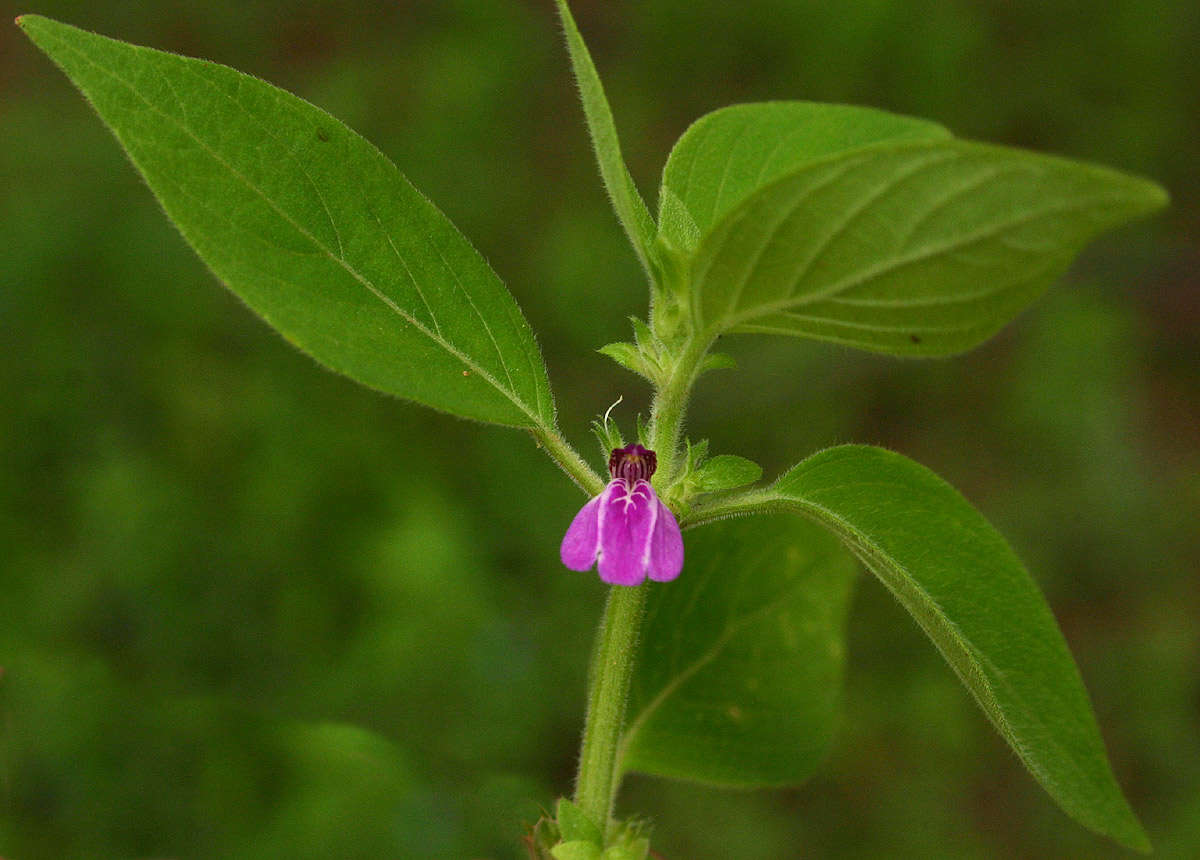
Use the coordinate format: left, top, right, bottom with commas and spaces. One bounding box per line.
17, 1, 1166, 856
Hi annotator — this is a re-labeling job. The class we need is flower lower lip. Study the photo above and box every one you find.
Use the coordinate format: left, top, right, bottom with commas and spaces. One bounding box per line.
561, 455, 683, 586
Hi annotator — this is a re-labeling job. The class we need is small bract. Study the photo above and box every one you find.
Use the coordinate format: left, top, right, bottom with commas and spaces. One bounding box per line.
560, 444, 684, 585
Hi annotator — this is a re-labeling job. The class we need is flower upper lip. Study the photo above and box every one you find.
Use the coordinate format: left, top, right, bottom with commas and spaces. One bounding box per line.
609, 443, 657, 485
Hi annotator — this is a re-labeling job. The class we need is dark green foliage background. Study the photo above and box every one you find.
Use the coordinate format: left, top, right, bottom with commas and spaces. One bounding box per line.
2, 0, 1196, 857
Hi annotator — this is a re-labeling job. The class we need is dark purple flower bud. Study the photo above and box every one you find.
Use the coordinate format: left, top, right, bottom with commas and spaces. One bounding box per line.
608, 443, 657, 485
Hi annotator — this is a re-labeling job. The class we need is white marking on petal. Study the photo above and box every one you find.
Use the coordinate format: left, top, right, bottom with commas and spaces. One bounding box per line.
639, 480, 659, 573
595, 480, 621, 566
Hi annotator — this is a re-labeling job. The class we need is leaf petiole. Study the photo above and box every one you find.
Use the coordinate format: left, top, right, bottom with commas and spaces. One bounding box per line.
533, 426, 607, 497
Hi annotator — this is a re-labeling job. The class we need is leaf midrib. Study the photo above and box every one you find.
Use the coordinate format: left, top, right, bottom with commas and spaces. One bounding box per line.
765, 477, 1123, 825
722, 149, 960, 322
717, 193, 1126, 332
42, 24, 549, 429
685, 133, 1148, 337
696, 155, 866, 327
617, 542, 823, 772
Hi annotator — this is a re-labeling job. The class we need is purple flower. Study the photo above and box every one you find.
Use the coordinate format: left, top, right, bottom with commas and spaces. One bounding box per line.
560, 444, 684, 586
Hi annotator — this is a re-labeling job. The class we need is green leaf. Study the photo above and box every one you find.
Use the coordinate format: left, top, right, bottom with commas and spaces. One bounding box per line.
554, 0, 658, 280
555, 798, 603, 846
689, 138, 1167, 356
698, 352, 737, 373
683, 438, 710, 471
628, 316, 657, 351
597, 342, 650, 379
619, 516, 857, 787
658, 102, 950, 254
18, 15, 555, 429
762, 445, 1149, 851
605, 821, 652, 858
552, 841, 603, 860
601, 841, 649, 860
634, 412, 649, 448
590, 415, 624, 461
693, 454, 762, 492
529, 814, 562, 859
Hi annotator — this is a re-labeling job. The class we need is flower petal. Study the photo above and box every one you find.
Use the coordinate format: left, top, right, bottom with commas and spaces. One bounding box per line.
647, 496, 684, 582
560, 492, 603, 571
597, 480, 657, 586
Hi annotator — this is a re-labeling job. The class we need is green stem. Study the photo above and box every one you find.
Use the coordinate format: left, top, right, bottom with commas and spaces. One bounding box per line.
647, 333, 713, 484
678, 487, 780, 528
570, 332, 714, 836
573, 582, 648, 832
533, 426, 606, 497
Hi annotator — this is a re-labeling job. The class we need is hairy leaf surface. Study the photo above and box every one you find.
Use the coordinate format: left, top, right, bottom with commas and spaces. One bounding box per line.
658, 101, 950, 254
690, 139, 1166, 356
20, 15, 554, 428
554, 0, 658, 279
620, 516, 857, 786
760, 445, 1149, 850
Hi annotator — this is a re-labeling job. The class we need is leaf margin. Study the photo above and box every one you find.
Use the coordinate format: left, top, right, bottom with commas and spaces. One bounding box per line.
553, 0, 659, 282
684, 135, 1168, 357
682, 444, 1151, 852
17, 13, 558, 430
617, 514, 858, 789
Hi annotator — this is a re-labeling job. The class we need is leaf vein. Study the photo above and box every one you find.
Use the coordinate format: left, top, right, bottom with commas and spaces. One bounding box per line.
620, 541, 811, 771
48, 34, 544, 427
776, 150, 961, 306
703, 156, 866, 327
727, 194, 1129, 327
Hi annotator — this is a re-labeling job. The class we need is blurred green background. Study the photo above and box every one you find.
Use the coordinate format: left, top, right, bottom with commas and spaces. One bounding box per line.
2, 0, 1197, 857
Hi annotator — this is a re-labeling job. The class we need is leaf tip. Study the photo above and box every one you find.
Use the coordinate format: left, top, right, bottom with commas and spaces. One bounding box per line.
552, 0, 575, 33
1145, 179, 1170, 211
14, 13, 48, 35
14, 12, 51, 27
1114, 816, 1152, 855
1113, 171, 1169, 217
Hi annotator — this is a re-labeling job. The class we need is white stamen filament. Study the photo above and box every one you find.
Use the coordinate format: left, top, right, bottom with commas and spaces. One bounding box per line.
602, 395, 623, 430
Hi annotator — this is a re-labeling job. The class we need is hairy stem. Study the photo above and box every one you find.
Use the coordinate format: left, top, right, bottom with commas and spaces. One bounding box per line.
533, 426, 606, 497
573, 582, 648, 833
570, 332, 714, 837
647, 333, 713, 484
678, 487, 781, 528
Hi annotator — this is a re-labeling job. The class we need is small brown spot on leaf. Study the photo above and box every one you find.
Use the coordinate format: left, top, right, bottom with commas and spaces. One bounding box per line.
462, 370, 470, 377
910, 334, 922, 344
316, 128, 329, 142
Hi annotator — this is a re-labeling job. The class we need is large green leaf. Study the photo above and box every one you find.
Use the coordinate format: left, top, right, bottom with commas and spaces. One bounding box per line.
657, 102, 950, 255
19, 15, 554, 429
553, 0, 658, 280
689, 139, 1166, 356
740, 445, 1147, 851
618, 516, 857, 787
